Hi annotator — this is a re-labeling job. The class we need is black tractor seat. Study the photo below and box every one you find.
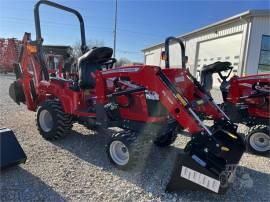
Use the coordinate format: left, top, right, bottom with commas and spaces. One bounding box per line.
200, 61, 233, 94
201, 61, 233, 74
78, 47, 113, 89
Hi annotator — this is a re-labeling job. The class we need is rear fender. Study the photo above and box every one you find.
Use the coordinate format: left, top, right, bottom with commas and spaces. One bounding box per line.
37, 81, 78, 114
59, 95, 74, 114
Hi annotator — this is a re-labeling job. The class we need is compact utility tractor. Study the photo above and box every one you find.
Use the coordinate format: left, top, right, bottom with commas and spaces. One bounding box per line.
199, 62, 270, 155
9, 0, 245, 194
162, 37, 270, 155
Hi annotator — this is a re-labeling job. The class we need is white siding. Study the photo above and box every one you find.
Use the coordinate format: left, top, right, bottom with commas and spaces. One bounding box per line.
196, 33, 243, 87
145, 20, 247, 76
145, 48, 163, 66
245, 16, 270, 74
144, 42, 182, 68
185, 21, 246, 75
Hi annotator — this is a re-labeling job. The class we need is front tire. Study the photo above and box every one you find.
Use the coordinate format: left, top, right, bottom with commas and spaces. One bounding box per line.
106, 131, 141, 170
36, 100, 73, 140
154, 130, 177, 147
246, 125, 270, 155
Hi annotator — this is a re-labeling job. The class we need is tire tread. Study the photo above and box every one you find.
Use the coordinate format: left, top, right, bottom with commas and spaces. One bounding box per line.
36, 100, 73, 140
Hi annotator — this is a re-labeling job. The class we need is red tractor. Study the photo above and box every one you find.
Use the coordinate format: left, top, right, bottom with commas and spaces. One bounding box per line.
0, 38, 21, 73
9, 0, 245, 193
43, 45, 75, 79
162, 37, 269, 155
199, 62, 270, 155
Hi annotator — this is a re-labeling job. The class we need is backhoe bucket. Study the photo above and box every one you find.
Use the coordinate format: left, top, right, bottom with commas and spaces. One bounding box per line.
9, 81, 25, 105
167, 126, 245, 194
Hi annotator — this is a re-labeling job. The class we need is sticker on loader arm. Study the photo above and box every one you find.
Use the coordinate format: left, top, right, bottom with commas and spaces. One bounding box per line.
180, 166, 220, 193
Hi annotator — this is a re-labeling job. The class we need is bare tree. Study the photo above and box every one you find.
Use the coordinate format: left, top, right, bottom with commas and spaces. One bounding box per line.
71, 41, 132, 68
71, 40, 104, 58
115, 57, 131, 67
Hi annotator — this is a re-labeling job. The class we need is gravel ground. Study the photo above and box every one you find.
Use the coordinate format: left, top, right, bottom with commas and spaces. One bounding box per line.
0, 73, 269, 202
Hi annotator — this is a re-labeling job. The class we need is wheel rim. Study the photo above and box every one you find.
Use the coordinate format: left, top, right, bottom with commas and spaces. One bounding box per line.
249, 132, 270, 152
39, 109, 53, 132
109, 140, 129, 166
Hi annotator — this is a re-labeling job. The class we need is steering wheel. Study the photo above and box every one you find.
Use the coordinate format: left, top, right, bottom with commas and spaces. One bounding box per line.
96, 58, 117, 70
217, 66, 233, 82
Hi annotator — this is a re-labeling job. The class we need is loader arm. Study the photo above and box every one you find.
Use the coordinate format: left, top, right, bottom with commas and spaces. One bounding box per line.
97, 65, 221, 135
96, 65, 245, 176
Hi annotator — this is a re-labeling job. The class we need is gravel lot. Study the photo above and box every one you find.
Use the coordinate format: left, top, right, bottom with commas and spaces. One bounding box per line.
0, 73, 269, 202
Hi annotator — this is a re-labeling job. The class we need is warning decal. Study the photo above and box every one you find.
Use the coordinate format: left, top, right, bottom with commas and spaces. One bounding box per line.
180, 166, 220, 193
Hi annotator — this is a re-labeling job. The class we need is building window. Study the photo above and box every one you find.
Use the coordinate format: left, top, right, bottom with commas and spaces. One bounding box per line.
234, 55, 239, 59
225, 56, 230, 60
234, 63, 239, 66
198, 59, 201, 62
217, 57, 221, 60
210, 58, 214, 61
258, 35, 270, 73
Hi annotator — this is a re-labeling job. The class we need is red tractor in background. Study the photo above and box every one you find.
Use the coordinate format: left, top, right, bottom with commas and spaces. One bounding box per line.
199, 62, 270, 155
9, 0, 245, 194
162, 36, 269, 155
0, 37, 74, 76
43, 45, 75, 79
0, 38, 21, 73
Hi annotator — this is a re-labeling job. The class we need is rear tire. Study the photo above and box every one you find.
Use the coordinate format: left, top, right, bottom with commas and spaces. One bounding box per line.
246, 125, 270, 155
106, 131, 142, 170
154, 130, 177, 147
36, 100, 73, 140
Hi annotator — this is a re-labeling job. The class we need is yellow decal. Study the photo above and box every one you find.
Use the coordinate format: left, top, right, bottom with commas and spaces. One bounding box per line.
176, 93, 187, 106
221, 146, 230, 152
222, 130, 238, 139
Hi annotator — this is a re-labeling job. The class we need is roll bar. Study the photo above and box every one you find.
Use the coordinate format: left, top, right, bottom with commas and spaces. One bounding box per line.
34, 0, 87, 80
34, 0, 87, 53
164, 36, 186, 69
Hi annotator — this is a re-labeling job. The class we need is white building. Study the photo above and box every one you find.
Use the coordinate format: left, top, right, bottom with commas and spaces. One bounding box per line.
142, 10, 270, 87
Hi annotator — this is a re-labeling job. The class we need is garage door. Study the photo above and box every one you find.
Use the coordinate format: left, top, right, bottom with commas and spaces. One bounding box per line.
196, 33, 243, 87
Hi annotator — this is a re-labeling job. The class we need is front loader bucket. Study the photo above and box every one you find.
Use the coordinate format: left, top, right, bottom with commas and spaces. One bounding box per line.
0, 128, 27, 169
167, 127, 245, 194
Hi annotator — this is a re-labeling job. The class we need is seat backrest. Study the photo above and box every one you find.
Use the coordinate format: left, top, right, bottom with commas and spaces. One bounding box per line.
78, 47, 113, 89
202, 61, 232, 74
200, 61, 232, 93
200, 70, 213, 93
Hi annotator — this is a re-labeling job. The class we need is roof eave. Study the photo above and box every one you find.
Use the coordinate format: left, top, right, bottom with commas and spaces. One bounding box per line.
142, 9, 270, 52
